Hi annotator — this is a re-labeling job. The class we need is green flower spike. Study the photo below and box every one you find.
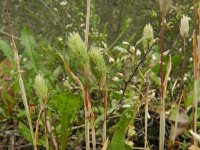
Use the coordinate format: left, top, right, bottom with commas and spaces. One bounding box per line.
67, 32, 89, 75
34, 74, 48, 100
89, 47, 107, 87
143, 23, 154, 49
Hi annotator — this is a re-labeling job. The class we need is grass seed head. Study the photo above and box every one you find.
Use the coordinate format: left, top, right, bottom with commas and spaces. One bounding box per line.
180, 15, 190, 38
159, 0, 169, 16
34, 74, 48, 99
143, 23, 154, 49
89, 47, 107, 87
67, 32, 89, 75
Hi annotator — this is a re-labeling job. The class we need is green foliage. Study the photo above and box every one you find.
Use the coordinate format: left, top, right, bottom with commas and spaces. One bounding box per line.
0, 1, 197, 149
89, 47, 107, 87
19, 122, 45, 147
21, 27, 37, 71
48, 92, 81, 150
0, 40, 13, 60
109, 109, 132, 150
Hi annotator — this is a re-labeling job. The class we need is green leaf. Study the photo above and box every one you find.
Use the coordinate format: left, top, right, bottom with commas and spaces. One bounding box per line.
109, 109, 132, 150
49, 92, 81, 150
19, 122, 45, 147
19, 122, 32, 142
0, 40, 13, 60
21, 27, 37, 71
187, 79, 200, 107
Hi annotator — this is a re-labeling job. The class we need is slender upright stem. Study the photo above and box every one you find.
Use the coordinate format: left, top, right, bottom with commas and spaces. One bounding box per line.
43, 98, 49, 150
85, 106, 90, 150
193, 79, 198, 145
160, 15, 165, 101
85, 0, 91, 48
144, 74, 149, 149
192, 0, 199, 146
87, 81, 96, 150
91, 112, 96, 150
84, 78, 90, 150
159, 14, 165, 150
84, 0, 93, 149
103, 85, 108, 143
181, 38, 186, 77
3, 0, 36, 149
193, 0, 198, 36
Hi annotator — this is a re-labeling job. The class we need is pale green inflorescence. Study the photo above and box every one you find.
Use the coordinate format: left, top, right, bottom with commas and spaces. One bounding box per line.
159, 0, 169, 16
143, 23, 154, 49
34, 74, 48, 100
180, 14, 190, 38
89, 47, 107, 87
67, 32, 89, 75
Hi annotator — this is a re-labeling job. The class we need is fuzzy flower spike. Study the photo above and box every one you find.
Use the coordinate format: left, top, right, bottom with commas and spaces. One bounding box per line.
143, 23, 154, 49
180, 15, 190, 38
67, 32, 89, 76
34, 74, 48, 100
89, 47, 107, 88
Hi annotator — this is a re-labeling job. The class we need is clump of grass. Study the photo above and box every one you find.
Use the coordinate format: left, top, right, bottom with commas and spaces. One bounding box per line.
67, 32, 94, 150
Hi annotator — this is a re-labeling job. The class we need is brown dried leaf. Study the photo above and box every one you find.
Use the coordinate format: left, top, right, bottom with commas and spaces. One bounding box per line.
188, 145, 200, 150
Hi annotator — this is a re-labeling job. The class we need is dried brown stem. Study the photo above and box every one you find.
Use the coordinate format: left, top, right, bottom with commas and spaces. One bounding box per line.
144, 73, 150, 149
3, 0, 36, 149
84, 78, 91, 150
85, 0, 91, 48
103, 85, 108, 143
159, 14, 165, 150
192, 0, 199, 145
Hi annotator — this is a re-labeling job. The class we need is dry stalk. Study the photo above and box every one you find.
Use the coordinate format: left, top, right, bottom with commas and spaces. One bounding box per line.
159, 14, 166, 150
3, 0, 36, 149
34, 99, 48, 149
192, 1, 200, 146
84, 78, 91, 150
85, 0, 96, 149
85, 0, 91, 48
144, 73, 150, 149
43, 98, 49, 150
181, 38, 186, 77
46, 119, 59, 150
103, 85, 108, 143
192, 32, 199, 145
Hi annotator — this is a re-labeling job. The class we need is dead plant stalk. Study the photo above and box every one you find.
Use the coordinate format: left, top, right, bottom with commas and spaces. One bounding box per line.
3, 0, 37, 149
159, 14, 165, 150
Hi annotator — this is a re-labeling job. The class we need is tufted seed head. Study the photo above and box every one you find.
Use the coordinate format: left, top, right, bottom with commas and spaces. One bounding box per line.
159, 0, 169, 16
89, 47, 107, 87
143, 23, 154, 49
34, 74, 48, 100
67, 32, 89, 76
180, 15, 190, 38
